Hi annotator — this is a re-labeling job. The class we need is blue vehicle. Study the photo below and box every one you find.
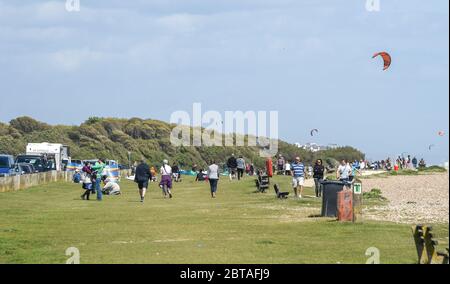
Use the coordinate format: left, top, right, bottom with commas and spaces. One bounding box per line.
0, 155, 15, 177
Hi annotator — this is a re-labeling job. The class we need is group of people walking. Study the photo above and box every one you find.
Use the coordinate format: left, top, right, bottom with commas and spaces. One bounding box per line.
76, 154, 381, 203
226, 154, 255, 181
289, 157, 325, 199
134, 159, 174, 202
132, 158, 222, 201
289, 158, 361, 199
275, 155, 316, 178
223, 154, 326, 199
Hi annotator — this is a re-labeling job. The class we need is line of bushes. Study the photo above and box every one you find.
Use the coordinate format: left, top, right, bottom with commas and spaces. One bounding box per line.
0, 116, 365, 169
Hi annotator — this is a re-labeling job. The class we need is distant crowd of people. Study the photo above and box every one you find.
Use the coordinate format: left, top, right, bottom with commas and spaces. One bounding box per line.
369, 155, 426, 171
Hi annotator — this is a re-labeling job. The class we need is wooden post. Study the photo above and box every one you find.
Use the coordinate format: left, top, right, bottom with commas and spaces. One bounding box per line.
412, 225, 449, 264
353, 182, 363, 223
412, 225, 427, 264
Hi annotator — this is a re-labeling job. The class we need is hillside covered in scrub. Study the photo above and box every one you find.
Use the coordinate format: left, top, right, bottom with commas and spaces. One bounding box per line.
0, 116, 365, 168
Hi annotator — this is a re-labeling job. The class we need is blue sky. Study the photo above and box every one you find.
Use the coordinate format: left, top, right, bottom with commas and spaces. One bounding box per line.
0, 0, 448, 164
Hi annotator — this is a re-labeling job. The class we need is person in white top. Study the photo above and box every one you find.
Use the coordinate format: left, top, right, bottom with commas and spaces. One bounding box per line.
284, 162, 291, 175
360, 160, 366, 171
159, 159, 173, 198
207, 160, 220, 198
337, 159, 352, 187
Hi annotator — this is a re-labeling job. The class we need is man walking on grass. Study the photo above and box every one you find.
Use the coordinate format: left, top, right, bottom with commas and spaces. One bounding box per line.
236, 155, 246, 181
134, 159, 152, 203
227, 154, 238, 181
291, 157, 306, 198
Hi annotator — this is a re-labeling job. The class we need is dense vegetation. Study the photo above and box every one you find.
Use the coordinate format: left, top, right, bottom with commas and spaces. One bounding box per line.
0, 116, 365, 168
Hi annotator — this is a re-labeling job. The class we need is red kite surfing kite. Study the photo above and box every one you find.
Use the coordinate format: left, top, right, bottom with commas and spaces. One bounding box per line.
372, 52, 392, 71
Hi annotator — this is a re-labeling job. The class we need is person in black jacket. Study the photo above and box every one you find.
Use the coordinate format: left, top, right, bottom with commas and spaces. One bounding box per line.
172, 162, 181, 182
134, 159, 152, 203
227, 154, 238, 181
313, 159, 325, 197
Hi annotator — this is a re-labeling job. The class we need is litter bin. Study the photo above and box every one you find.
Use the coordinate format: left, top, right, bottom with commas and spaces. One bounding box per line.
321, 180, 346, 217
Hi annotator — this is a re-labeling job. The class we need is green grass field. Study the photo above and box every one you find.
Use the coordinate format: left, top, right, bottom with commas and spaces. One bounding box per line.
0, 175, 448, 264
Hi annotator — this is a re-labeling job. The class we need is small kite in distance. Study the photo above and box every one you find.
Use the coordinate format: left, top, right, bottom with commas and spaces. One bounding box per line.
429, 144, 435, 151
372, 52, 392, 71
310, 129, 319, 136
438, 130, 445, 137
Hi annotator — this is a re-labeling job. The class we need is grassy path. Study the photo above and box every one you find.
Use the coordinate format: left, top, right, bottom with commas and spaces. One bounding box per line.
0, 175, 447, 264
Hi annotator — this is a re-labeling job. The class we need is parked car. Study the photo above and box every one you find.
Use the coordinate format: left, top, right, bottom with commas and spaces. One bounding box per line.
83, 159, 99, 165
62, 159, 69, 171
14, 163, 35, 175
70, 159, 84, 170
71, 159, 83, 165
25, 164, 37, 173
118, 164, 130, 170
15, 155, 55, 173
0, 154, 15, 177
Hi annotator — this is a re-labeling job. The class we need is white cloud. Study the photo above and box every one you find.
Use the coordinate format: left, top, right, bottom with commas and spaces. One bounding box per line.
50, 48, 106, 71
35, 1, 66, 21
156, 13, 203, 33
0, 26, 73, 41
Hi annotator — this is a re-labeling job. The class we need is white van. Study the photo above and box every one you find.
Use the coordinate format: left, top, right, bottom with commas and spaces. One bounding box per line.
26, 143, 70, 171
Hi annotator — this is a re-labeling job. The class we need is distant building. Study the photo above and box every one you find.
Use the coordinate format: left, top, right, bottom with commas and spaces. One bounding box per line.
294, 142, 338, 152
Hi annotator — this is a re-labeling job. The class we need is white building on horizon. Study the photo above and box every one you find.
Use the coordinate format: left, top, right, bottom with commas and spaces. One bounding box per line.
294, 142, 338, 152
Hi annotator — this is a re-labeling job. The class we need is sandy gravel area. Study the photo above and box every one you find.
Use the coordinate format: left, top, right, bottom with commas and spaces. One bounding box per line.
361, 173, 449, 224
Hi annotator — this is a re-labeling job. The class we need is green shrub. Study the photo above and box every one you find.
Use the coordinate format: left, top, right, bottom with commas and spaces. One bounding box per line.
85, 117, 103, 125
396, 169, 418, 176
363, 188, 386, 200
387, 169, 421, 176
9, 116, 50, 134
418, 166, 447, 173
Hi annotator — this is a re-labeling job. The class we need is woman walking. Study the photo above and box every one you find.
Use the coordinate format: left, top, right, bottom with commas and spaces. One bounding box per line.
159, 159, 173, 198
207, 160, 220, 198
313, 159, 325, 198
